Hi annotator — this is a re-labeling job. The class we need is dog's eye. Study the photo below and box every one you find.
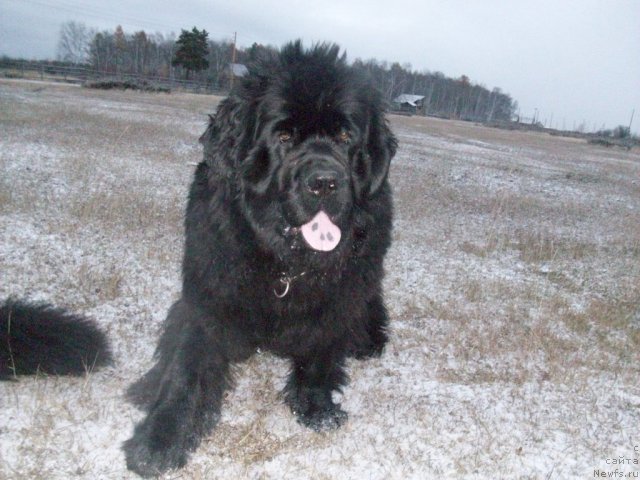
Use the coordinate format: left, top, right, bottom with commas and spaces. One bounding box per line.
338, 130, 350, 143
278, 132, 292, 143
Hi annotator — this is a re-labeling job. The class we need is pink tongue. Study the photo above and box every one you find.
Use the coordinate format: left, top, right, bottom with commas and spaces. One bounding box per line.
300, 211, 341, 252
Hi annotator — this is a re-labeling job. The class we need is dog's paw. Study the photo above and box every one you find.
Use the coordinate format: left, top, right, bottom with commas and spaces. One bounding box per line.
123, 431, 188, 478
293, 404, 348, 431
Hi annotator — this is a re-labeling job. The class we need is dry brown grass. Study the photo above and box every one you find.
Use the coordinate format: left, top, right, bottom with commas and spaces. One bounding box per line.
389, 109, 640, 393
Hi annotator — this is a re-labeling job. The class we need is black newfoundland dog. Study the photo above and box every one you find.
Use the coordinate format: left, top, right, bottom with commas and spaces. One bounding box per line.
0, 41, 397, 477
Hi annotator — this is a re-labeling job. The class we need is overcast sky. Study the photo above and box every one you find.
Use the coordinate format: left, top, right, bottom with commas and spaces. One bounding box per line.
1, 0, 639, 133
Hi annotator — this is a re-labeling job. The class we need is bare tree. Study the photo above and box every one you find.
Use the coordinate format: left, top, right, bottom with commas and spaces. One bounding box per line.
57, 21, 93, 64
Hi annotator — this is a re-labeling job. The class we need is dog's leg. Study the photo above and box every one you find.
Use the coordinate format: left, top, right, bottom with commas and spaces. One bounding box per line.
345, 292, 389, 360
357, 293, 389, 359
123, 301, 238, 478
284, 346, 349, 431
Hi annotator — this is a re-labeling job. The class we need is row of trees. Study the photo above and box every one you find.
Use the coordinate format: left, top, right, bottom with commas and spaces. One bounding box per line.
57, 21, 516, 121
57, 21, 237, 87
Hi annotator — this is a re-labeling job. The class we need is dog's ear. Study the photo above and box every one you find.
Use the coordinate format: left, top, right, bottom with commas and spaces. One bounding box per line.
200, 95, 255, 177
200, 62, 274, 178
355, 107, 397, 197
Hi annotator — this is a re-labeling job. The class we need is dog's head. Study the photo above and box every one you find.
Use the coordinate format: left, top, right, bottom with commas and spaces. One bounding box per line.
201, 41, 397, 259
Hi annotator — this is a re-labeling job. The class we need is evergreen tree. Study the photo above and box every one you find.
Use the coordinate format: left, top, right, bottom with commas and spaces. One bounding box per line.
172, 27, 209, 79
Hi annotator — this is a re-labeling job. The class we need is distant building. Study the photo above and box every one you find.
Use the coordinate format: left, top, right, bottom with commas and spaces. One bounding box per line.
393, 94, 426, 114
224, 63, 249, 89
229, 63, 249, 77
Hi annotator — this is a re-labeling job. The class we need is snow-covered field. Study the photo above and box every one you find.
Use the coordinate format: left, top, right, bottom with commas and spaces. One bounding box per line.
1, 79, 639, 479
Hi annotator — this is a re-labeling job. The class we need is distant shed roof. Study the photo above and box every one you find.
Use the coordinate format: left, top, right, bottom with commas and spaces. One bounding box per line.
230, 63, 249, 77
393, 94, 426, 106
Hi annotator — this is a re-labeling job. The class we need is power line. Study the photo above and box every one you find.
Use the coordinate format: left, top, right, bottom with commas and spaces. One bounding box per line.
15, 0, 236, 40
19, 0, 178, 31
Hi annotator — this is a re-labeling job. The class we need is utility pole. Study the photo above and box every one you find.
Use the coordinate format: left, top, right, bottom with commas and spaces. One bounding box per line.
629, 109, 635, 134
230, 32, 237, 90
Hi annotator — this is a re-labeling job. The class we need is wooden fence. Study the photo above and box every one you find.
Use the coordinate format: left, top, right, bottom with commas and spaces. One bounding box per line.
0, 59, 224, 94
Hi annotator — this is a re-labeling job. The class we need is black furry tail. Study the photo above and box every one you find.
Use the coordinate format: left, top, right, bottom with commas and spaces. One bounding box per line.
0, 299, 112, 380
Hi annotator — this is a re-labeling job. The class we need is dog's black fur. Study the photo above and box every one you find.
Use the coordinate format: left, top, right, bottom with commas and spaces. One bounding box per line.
0, 41, 397, 478
0, 298, 112, 380
123, 41, 397, 477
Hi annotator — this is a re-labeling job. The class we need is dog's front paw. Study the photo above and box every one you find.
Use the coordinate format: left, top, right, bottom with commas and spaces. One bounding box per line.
123, 426, 188, 478
286, 389, 349, 431
295, 404, 349, 431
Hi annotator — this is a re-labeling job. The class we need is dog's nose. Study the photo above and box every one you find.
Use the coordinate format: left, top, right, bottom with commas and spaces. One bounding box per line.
306, 170, 339, 196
